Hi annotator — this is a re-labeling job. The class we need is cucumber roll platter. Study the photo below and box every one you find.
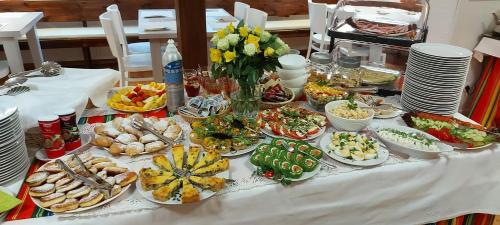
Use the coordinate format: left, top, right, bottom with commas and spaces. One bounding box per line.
250, 138, 323, 184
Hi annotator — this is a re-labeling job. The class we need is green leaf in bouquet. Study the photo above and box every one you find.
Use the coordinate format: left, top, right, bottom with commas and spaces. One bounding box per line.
237, 20, 245, 29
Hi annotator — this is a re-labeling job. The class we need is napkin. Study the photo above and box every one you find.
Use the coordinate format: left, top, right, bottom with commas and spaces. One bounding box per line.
0, 190, 21, 213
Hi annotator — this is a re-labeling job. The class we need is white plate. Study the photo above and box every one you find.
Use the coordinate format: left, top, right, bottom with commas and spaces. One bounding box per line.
411, 43, 473, 58
0, 155, 29, 184
320, 132, 389, 167
35, 134, 92, 162
29, 151, 133, 213
0, 105, 17, 123
136, 151, 230, 205
371, 124, 454, 159
220, 139, 263, 157
0, 112, 19, 127
374, 108, 402, 119
109, 101, 167, 113
261, 126, 326, 141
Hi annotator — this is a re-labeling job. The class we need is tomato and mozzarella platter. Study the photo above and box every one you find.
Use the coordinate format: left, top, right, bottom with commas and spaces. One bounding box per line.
257, 106, 327, 140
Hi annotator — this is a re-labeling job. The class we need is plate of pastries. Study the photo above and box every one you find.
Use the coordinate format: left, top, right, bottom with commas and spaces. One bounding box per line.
137, 144, 230, 204
25, 151, 137, 213
91, 115, 185, 156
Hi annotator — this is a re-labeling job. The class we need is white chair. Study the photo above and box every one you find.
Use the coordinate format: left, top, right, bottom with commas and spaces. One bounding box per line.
100, 11, 153, 86
246, 8, 267, 29
234, 2, 250, 21
0, 61, 10, 79
307, 0, 330, 59
106, 4, 151, 55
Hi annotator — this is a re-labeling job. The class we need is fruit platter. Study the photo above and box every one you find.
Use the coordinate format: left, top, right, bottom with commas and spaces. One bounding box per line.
189, 114, 262, 157
319, 132, 389, 166
402, 112, 497, 149
257, 105, 327, 140
250, 138, 322, 184
91, 115, 184, 156
26, 151, 137, 213
107, 82, 167, 112
136, 144, 229, 204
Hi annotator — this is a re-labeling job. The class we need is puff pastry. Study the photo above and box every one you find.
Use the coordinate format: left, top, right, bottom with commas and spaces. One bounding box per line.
145, 141, 165, 153
139, 134, 159, 144
125, 142, 145, 156
115, 133, 138, 145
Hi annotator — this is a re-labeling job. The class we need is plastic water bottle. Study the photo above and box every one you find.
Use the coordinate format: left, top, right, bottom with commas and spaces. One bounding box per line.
162, 39, 185, 113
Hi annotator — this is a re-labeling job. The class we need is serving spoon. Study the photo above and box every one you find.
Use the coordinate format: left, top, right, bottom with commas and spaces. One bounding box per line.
8, 61, 62, 78
0, 86, 30, 96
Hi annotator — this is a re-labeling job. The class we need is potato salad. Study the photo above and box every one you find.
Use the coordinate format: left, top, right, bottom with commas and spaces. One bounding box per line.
330, 102, 370, 120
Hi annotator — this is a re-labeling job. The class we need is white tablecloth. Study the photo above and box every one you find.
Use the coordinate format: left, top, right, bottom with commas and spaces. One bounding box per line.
0, 68, 120, 130
2, 113, 499, 225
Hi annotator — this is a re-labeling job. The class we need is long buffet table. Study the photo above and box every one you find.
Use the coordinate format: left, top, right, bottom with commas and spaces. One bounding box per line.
3, 109, 500, 225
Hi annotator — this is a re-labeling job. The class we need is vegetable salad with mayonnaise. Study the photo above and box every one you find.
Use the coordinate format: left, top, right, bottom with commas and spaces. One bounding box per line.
377, 128, 440, 152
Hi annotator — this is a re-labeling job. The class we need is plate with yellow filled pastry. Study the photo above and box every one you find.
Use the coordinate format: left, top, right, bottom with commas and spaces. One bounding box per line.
26, 150, 137, 213
136, 144, 230, 204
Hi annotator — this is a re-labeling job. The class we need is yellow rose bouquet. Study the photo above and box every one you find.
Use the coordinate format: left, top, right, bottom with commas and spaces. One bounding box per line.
209, 21, 290, 116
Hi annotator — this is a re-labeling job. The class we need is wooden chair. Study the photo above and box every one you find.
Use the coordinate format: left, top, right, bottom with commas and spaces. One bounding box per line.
234, 2, 250, 21
246, 8, 268, 29
100, 11, 153, 86
306, 0, 329, 59
106, 4, 151, 55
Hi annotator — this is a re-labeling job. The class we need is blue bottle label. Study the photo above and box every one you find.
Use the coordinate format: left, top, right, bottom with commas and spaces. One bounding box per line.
164, 60, 183, 85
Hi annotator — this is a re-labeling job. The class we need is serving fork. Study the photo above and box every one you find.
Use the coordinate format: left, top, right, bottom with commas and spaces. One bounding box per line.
131, 117, 176, 146
55, 158, 112, 199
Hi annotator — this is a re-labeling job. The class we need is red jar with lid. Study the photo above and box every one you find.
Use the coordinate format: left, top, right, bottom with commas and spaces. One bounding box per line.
38, 115, 66, 158
56, 108, 81, 152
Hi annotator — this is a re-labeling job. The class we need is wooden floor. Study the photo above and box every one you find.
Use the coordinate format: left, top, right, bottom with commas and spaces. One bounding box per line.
493, 216, 500, 225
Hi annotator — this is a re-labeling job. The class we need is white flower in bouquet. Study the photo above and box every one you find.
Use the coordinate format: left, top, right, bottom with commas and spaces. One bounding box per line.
217, 37, 230, 51
243, 43, 257, 56
260, 31, 271, 43
275, 43, 291, 56
227, 34, 240, 46
210, 35, 219, 45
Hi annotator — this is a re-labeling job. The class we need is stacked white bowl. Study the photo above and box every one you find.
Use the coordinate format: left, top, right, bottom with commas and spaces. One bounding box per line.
402, 43, 472, 115
277, 54, 308, 99
0, 105, 29, 184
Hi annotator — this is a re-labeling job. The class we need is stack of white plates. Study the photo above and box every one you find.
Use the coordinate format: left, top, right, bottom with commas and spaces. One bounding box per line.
0, 105, 29, 184
277, 54, 308, 99
402, 43, 472, 115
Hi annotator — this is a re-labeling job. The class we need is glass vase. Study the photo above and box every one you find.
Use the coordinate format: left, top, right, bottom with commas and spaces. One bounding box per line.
230, 81, 260, 118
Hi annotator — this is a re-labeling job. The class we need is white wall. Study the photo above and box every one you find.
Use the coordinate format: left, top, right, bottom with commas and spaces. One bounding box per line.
426, 0, 500, 113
